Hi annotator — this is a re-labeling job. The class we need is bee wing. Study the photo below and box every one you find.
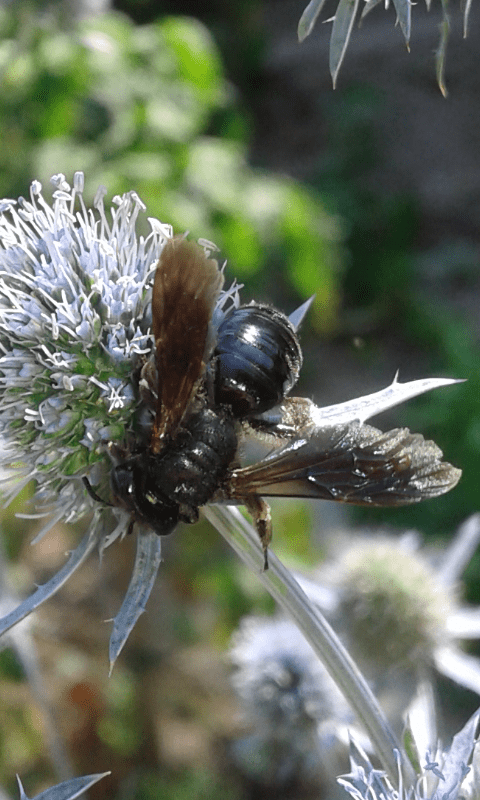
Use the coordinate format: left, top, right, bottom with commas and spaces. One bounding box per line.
228, 421, 461, 505
151, 237, 223, 445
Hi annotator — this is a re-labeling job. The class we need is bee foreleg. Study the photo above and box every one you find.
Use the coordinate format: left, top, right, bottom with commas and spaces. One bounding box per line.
82, 476, 112, 507
179, 504, 200, 525
243, 496, 272, 571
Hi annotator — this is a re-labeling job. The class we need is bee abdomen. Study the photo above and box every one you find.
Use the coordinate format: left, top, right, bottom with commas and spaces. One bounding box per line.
214, 304, 302, 417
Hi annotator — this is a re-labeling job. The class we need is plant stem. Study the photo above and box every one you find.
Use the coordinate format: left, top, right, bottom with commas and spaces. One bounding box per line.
204, 504, 415, 785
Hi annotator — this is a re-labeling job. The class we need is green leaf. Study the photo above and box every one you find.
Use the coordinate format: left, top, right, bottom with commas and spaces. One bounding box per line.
160, 16, 223, 105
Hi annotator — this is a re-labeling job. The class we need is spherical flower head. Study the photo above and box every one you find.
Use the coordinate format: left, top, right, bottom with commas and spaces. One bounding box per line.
0, 173, 237, 536
229, 615, 351, 784
231, 615, 349, 729
335, 536, 455, 671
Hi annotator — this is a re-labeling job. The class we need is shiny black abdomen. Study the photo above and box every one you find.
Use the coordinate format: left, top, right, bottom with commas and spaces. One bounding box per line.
214, 304, 302, 417
110, 407, 237, 536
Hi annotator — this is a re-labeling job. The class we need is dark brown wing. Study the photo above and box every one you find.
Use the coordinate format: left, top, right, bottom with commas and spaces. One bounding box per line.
151, 237, 223, 447
227, 421, 461, 505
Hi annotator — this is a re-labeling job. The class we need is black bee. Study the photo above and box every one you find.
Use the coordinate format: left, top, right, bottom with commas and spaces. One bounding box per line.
84, 237, 461, 570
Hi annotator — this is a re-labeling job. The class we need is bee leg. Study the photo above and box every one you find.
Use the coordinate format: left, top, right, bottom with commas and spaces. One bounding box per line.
243, 496, 272, 571
82, 476, 112, 507
179, 504, 200, 525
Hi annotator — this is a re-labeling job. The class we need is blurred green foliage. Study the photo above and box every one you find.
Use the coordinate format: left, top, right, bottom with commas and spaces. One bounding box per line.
0, 3, 341, 331
0, 647, 24, 681
97, 670, 143, 756
134, 767, 243, 800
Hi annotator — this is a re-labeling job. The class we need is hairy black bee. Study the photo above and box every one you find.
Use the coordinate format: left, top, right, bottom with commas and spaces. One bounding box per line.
84, 236, 461, 570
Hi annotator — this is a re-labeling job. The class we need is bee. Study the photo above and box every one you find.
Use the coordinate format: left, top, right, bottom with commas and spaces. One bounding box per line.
84, 237, 461, 570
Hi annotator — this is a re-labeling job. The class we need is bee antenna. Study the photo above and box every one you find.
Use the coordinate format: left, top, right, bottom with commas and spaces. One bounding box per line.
82, 476, 113, 507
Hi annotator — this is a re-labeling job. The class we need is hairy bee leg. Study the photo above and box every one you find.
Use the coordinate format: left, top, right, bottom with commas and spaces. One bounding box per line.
243, 496, 272, 571
82, 476, 112, 506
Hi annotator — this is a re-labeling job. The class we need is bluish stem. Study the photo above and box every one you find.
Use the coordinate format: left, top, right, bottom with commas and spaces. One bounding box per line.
204, 504, 415, 785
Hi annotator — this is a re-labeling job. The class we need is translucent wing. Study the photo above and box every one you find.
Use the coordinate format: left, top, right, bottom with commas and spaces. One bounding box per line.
228, 421, 461, 505
151, 237, 223, 446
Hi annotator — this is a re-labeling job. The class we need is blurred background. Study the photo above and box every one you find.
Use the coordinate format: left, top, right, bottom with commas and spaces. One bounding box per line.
1, 0, 479, 798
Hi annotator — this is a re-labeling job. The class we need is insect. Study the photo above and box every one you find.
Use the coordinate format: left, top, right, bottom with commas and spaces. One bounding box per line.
84, 236, 461, 570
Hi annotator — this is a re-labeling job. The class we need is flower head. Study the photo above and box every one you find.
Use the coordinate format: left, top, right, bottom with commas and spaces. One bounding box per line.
337, 536, 453, 670
0, 174, 242, 531
229, 614, 351, 786
307, 514, 480, 699
0, 173, 240, 666
0, 174, 161, 526
339, 708, 480, 800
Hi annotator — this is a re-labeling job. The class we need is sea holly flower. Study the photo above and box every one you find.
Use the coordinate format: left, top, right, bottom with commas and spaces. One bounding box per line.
0, 173, 462, 669
338, 707, 480, 800
302, 514, 480, 699
228, 614, 353, 787
227, 517, 480, 787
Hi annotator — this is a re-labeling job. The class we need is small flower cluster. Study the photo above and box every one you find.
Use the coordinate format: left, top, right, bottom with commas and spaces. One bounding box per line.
227, 516, 480, 790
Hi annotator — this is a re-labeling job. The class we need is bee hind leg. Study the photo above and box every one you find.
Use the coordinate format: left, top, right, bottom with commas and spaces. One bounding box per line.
243, 496, 272, 571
